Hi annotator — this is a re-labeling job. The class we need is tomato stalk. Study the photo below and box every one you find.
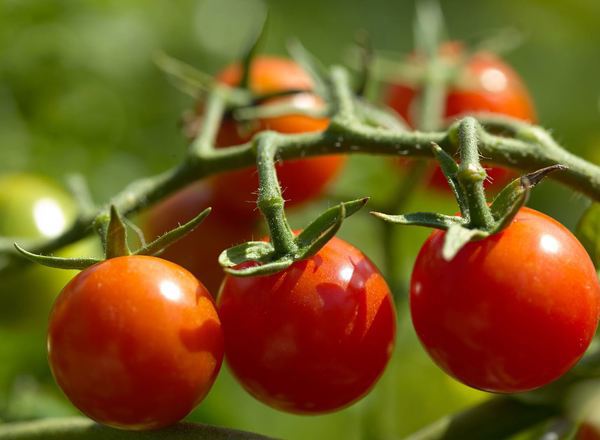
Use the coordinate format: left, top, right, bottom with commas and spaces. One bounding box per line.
454, 117, 495, 229
254, 133, 297, 256
4, 54, 600, 275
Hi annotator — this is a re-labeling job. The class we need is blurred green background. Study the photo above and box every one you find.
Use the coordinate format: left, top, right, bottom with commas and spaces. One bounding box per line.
0, 0, 599, 438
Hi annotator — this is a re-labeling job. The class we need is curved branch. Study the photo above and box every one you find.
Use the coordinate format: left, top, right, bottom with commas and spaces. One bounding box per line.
0, 417, 274, 440
2, 66, 599, 274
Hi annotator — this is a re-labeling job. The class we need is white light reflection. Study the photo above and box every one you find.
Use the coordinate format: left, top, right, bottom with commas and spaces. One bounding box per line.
160, 280, 183, 302
340, 266, 353, 282
34, 198, 67, 237
481, 68, 507, 93
540, 234, 560, 254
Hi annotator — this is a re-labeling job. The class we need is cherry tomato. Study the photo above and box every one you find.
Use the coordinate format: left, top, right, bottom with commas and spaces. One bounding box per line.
410, 207, 600, 393
143, 181, 255, 294
0, 173, 98, 326
387, 42, 536, 192
218, 236, 396, 414
48, 255, 224, 430
200, 56, 346, 219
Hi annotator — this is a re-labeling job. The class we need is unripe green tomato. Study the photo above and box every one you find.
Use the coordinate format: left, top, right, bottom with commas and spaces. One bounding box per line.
0, 173, 98, 327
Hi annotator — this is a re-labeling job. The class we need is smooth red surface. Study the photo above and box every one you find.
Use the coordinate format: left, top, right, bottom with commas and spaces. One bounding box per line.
387, 43, 536, 192
218, 236, 396, 413
208, 56, 346, 219
410, 208, 600, 393
48, 256, 224, 430
143, 181, 255, 294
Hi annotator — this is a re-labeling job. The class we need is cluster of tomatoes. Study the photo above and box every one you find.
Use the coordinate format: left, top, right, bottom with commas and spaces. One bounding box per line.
5, 43, 600, 433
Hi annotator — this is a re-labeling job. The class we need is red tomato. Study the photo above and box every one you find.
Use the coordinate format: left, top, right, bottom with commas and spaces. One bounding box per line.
410, 207, 600, 393
206, 56, 346, 219
143, 181, 255, 294
218, 236, 396, 414
387, 42, 536, 191
48, 255, 224, 430
578, 423, 600, 440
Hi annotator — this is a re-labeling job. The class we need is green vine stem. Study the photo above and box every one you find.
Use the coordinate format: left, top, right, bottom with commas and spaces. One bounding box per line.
455, 117, 495, 229
254, 133, 297, 255
0, 417, 274, 440
2, 65, 600, 275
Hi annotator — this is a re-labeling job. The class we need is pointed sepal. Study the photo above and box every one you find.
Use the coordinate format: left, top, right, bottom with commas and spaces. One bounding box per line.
431, 143, 468, 214
135, 208, 211, 257
219, 198, 367, 277
296, 203, 345, 259
491, 165, 567, 233
105, 205, 131, 259
14, 244, 101, 271
153, 51, 217, 98
371, 211, 464, 230
442, 224, 488, 261
239, 8, 269, 90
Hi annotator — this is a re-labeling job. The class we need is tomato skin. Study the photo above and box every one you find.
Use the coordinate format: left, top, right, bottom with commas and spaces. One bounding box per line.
48, 255, 224, 430
410, 207, 600, 393
387, 43, 536, 191
143, 181, 255, 294
218, 236, 396, 414
207, 57, 346, 219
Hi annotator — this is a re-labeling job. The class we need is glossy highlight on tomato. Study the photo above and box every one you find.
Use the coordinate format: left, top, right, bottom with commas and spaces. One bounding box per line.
218, 236, 396, 414
410, 207, 600, 393
387, 42, 536, 191
143, 181, 255, 294
48, 256, 224, 430
206, 56, 346, 219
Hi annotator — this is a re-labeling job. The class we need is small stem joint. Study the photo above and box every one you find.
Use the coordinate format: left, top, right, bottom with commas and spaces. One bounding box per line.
457, 163, 487, 184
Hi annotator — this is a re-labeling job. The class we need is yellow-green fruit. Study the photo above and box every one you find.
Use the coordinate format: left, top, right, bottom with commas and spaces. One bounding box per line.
0, 174, 98, 327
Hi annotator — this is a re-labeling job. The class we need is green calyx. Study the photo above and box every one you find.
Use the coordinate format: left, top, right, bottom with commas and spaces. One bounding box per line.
15, 205, 211, 271
219, 198, 368, 277
372, 117, 568, 261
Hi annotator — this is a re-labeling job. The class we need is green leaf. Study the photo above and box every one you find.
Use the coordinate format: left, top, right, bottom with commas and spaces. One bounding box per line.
287, 39, 330, 99
577, 203, 600, 268
413, 0, 446, 57
354, 99, 409, 130
105, 206, 130, 259
442, 224, 488, 261
135, 208, 211, 257
239, 8, 269, 90
371, 211, 463, 230
153, 51, 217, 98
14, 244, 101, 270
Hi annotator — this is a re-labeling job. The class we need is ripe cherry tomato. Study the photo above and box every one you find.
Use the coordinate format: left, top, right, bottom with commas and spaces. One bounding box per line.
218, 236, 396, 414
48, 255, 224, 430
0, 173, 98, 326
387, 42, 536, 191
198, 56, 346, 219
143, 181, 255, 294
410, 207, 600, 393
